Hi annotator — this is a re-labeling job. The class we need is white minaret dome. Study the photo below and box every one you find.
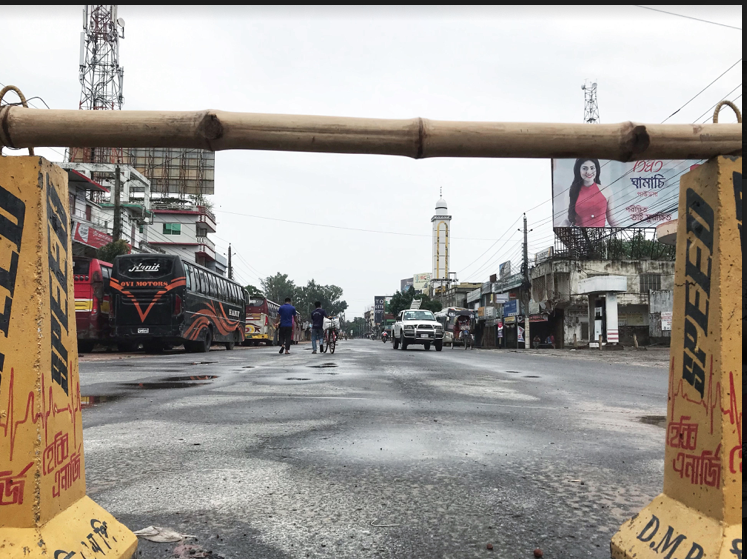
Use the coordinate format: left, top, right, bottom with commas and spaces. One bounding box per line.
435, 196, 448, 215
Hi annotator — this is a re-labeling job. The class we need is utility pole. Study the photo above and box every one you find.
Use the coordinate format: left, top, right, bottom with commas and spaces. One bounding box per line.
112, 164, 122, 241
522, 213, 530, 349
228, 243, 233, 280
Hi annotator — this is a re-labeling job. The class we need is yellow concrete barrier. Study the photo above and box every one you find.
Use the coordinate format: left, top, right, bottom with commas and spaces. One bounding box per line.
611, 156, 742, 558
0, 157, 137, 558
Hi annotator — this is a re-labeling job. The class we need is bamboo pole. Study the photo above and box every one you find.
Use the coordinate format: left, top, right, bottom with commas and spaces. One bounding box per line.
0, 106, 741, 161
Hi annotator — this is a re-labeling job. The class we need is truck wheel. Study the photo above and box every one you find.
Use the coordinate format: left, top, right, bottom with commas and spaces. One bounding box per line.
424, 342, 431, 351
435, 340, 443, 351
392, 335, 399, 349
400, 333, 408, 350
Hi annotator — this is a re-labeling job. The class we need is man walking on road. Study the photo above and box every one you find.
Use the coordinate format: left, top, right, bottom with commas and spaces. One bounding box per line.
311, 301, 327, 354
277, 297, 297, 355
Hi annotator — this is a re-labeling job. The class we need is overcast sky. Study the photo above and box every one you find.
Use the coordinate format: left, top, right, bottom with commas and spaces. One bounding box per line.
1, 6, 742, 316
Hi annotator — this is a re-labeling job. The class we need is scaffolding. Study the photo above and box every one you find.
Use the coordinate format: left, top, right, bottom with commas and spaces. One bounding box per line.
124, 147, 215, 196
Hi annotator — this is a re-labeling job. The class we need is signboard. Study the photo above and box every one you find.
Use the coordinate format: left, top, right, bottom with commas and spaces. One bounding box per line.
529, 314, 549, 322
499, 261, 511, 279
374, 296, 385, 324
660, 311, 672, 331
484, 306, 497, 319
503, 300, 519, 316
400, 277, 414, 293
535, 247, 553, 263
72, 220, 114, 250
504, 316, 515, 324
551, 158, 701, 228
517, 325, 525, 343
413, 273, 431, 292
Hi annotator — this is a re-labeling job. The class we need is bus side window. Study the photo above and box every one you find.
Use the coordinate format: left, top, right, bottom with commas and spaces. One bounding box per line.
184, 264, 191, 290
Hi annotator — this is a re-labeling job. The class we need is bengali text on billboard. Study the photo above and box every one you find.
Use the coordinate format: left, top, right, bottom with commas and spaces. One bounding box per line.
552, 158, 701, 228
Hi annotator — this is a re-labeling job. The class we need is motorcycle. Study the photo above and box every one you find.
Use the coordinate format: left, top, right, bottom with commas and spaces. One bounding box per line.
381, 332, 389, 343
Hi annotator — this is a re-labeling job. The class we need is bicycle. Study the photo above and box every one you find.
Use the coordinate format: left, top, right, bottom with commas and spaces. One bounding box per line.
323, 317, 338, 354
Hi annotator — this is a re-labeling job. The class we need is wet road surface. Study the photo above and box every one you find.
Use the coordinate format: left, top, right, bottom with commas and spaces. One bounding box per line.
80, 340, 670, 559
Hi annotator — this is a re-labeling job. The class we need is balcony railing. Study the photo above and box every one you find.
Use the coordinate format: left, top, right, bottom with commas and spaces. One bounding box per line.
196, 242, 216, 261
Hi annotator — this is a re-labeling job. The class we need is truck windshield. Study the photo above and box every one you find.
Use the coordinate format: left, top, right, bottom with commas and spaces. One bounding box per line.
403, 311, 436, 321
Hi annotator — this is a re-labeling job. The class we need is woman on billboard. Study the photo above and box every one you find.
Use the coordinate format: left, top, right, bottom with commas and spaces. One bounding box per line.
562, 158, 620, 227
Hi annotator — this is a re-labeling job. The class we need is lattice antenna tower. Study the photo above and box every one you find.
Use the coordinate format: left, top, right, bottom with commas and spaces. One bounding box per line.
582, 80, 600, 124
71, 5, 125, 164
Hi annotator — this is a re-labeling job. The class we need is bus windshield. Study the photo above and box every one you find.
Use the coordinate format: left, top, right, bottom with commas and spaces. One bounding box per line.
116, 256, 174, 279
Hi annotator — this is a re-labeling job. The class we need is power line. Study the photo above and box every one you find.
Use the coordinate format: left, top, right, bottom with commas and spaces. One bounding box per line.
633, 5, 742, 31
661, 58, 742, 123
216, 209, 498, 241
456, 216, 521, 275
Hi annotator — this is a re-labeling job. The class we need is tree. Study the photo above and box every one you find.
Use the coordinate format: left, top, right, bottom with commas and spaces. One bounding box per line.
260, 273, 297, 305
244, 284, 264, 297
96, 239, 130, 263
387, 286, 442, 317
295, 279, 348, 319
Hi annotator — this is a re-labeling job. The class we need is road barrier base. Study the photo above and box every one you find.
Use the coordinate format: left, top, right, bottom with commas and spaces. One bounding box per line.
0, 496, 137, 558
611, 493, 741, 559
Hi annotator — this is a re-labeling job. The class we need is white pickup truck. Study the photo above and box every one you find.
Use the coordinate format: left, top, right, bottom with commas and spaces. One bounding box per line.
392, 309, 444, 351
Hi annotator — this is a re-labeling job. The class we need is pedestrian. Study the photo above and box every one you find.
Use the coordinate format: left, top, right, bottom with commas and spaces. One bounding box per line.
276, 297, 297, 355
310, 301, 327, 354
533, 335, 541, 349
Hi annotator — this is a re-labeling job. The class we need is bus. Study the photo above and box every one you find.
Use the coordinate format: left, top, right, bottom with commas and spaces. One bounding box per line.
74, 257, 113, 353
244, 296, 280, 346
110, 254, 246, 352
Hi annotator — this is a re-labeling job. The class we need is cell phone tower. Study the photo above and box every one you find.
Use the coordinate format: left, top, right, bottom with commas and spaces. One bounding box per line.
581, 80, 600, 124
70, 5, 125, 164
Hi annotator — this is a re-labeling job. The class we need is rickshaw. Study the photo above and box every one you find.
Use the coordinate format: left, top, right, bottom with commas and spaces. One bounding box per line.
435, 308, 474, 347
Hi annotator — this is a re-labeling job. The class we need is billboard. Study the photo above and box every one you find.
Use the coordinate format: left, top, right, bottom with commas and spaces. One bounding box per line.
413, 273, 431, 293
400, 277, 414, 293
499, 261, 511, 279
374, 296, 385, 324
552, 158, 700, 228
125, 148, 215, 195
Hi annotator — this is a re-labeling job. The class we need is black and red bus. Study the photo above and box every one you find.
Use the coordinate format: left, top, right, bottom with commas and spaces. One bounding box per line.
109, 254, 246, 352
74, 257, 113, 353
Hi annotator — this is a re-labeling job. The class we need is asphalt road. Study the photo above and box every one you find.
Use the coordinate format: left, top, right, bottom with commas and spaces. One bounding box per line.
79, 340, 671, 559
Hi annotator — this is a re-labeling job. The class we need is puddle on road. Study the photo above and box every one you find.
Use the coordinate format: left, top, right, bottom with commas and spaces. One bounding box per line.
121, 382, 211, 389
286, 378, 311, 381
639, 415, 667, 428
242, 366, 255, 369
504, 371, 521, 374
523, 375, 540, 378
190, 361, 217, 365
161, 375, 219, 382
310, 363, 338, 369
81, 395, 124, 408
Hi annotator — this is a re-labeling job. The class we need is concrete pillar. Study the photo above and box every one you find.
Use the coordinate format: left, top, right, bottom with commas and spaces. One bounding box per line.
587, 294, 596, 344
611, 156, 742, 558
0, 157, 137, 558
605, 292, 619, 344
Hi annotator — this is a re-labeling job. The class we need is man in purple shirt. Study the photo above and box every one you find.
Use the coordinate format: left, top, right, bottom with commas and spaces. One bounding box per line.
310, 301, 328, 354
276, 297, 297, 355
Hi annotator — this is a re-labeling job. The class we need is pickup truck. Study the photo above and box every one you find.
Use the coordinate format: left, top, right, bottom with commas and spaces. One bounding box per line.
392, 309, 444, 351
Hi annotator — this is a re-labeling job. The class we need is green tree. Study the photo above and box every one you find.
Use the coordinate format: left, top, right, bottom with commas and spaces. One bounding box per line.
260, 273, 297, 305
96, 239, 130, 263
244, 284, 264, 297
387, 286, 441, 317
295, 279, 348, 319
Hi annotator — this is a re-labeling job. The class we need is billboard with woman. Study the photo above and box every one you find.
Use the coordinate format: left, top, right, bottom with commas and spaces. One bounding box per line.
552, 158, 700, 228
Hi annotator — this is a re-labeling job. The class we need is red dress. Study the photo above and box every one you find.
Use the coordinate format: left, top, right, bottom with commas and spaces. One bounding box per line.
574, 183, 607, 227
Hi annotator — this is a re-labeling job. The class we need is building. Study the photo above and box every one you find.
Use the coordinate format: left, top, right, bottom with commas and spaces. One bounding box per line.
61, 162, 154, 256
434, 282, 482, 309
528, 258, 675, 348
144, 200, 223, 272
431, 191, 451, 292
